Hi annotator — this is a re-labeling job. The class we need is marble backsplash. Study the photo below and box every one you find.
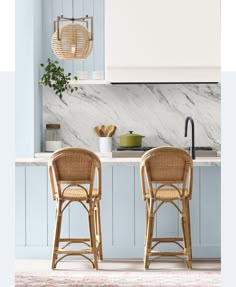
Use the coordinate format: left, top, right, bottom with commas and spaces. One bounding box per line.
43, 83, 221, 152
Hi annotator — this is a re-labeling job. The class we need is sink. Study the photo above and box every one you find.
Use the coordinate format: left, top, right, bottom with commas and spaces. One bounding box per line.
184, 146, 218, 157
185, 146, 212, 151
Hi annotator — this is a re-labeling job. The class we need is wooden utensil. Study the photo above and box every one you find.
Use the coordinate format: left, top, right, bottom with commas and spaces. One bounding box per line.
101, 125, 107, 137
107, 125, 114, 137
99, 128, 104, 137
109, 125, 117, 137
94, 126, 101, 137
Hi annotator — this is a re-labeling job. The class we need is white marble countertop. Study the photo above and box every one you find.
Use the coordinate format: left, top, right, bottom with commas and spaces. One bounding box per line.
15, 152, 221, 167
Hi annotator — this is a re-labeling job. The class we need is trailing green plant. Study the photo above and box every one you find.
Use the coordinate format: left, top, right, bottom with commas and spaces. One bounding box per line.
40, 58, 78, 99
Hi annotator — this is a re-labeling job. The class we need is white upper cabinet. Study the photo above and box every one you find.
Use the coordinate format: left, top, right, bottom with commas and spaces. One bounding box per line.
105, 0, 220, 83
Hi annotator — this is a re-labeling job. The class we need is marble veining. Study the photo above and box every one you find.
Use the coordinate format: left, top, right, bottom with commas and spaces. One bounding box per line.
43, 83, 220, 152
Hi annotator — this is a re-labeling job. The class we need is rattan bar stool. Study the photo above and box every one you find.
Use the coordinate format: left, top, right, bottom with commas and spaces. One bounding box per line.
48, 147, 103, 269
140, 147, 193, 269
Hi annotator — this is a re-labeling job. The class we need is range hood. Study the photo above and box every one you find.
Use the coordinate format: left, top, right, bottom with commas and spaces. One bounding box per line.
106, 66, 220, 84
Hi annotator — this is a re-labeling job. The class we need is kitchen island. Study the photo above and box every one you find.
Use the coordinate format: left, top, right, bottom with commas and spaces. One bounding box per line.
16, 155, 221, 259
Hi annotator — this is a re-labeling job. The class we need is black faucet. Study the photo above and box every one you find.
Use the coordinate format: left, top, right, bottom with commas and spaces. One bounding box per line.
184, 116, 195, 159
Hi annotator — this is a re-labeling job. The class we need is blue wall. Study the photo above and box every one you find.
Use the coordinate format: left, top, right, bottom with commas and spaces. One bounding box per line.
15, 0, 43, 157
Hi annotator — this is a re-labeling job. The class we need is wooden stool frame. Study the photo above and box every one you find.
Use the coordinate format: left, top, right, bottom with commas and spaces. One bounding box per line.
48, 147, 103, 270
140, 147, 193, 269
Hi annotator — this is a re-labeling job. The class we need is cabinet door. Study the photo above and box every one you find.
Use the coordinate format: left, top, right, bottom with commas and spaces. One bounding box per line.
112, 166, 135, 257
200, 166, 221, 257
106, 0, 220, 82
100, 166, 113, 257
26, 166, 48, 246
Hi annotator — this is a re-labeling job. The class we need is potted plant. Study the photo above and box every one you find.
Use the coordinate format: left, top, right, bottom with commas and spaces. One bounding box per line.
40, 58, 78, 99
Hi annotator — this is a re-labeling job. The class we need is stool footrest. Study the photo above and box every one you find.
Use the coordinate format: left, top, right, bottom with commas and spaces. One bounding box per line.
58, 248, 92, 255
59, 238, 90, 243
150, 251, 185, 256
152, 237, 183, 242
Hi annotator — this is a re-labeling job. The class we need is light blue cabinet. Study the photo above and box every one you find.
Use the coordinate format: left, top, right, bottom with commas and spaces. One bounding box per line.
199, 167, 221, 257
25, 167, 48, 246
100, 166, 113, 256
15, 165, 221, 259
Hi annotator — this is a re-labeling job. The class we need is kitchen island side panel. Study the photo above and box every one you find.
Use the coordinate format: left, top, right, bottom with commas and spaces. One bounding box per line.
16, 164, 221, 259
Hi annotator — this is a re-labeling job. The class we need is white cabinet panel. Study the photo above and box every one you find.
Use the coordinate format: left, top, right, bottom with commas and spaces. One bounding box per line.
105, 0, 220, 82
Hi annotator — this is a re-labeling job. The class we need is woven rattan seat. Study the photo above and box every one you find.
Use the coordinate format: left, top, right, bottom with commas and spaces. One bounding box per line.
48, 147, 103, 270
61, 188, 99, 201
145, 188, 190, 200
140, 147, 193, 269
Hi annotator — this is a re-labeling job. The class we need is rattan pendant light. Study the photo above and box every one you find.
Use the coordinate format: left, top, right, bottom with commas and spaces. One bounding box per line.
52, 7, 93, 60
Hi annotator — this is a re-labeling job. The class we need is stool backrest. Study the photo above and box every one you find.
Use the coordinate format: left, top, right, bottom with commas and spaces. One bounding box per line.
140, 147, 193, 199
48, 147, 101, 200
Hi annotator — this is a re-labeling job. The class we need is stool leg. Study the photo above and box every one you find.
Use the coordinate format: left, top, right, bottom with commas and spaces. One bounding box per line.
88, 206, 98, 270
144, 201, 149, 246
181, 201, 187, 253
181, 199, 192, 269
185, 200, 192, 268
144, 199, 154, 269
51, 199, 63, 269
95, 200, 103, 261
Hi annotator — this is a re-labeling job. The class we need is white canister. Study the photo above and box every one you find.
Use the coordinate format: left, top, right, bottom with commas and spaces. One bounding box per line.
99, 137, 112, 152
92, 71, 104, 80
77, 71, 88, 80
